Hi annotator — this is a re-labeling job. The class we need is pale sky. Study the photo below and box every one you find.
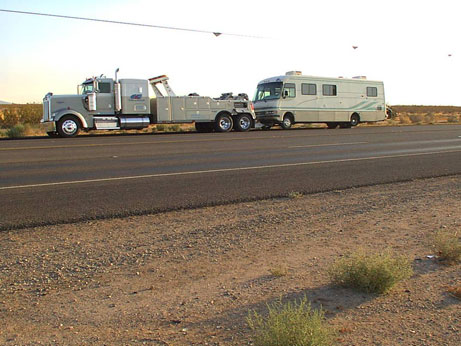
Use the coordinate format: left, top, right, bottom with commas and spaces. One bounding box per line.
1, 0, 460, 105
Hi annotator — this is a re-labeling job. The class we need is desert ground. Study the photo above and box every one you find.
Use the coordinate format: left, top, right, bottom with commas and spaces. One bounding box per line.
0, 175, 459, 345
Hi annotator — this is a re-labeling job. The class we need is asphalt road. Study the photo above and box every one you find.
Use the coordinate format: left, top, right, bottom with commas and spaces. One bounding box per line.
1, 125, 461, 230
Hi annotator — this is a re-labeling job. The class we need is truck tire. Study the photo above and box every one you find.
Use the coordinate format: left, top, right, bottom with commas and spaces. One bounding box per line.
214, 113, 233, 132
281, 114, 293, 130
57, 115, 81, 138
195, 122, 214, 133
234, 114, 252, 132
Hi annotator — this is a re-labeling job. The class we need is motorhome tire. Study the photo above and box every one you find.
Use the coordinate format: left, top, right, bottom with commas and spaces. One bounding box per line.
281, 114, 293, 130
57, 115, 81, 138
327, 122, 338, 129
350, 113, 360, 126
215, 113, 233, 132
234, 114, 252, 132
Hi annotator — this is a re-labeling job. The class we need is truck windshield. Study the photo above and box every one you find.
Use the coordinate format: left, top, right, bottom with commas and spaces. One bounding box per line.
80, 82, 94, 94
253, 82, 282, 102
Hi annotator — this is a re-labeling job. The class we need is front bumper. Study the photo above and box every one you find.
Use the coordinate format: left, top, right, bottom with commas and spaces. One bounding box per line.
255, 113, 282, 125
40, 120, 56, 133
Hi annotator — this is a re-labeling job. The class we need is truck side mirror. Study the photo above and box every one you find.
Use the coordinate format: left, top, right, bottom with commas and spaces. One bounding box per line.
283, 90, 289, 98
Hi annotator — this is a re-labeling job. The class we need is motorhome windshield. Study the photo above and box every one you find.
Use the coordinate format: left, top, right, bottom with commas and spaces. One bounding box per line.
80, 82, 94, 94
254, 82, 282, 102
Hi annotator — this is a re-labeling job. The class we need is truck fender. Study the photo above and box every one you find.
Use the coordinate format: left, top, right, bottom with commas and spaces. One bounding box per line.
53, 110, 89, 129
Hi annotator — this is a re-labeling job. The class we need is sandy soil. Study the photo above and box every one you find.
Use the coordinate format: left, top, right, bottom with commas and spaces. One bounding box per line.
0, 176, 460, 345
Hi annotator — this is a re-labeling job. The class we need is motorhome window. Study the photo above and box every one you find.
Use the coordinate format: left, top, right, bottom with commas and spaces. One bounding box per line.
253, 82, 283, 101
322, 84, 337, 96
366, 87, 378, 97
98, 82, 111, 93
302, 83, 317, 95
284, 83, 296, 98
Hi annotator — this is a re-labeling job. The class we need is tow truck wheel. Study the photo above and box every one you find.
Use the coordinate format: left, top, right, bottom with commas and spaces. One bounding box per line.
234, 114, 252, 132
281, 114, 293, 130
214, 113, 233, 132
47, 131, 60, 138
57, 115, 81, 138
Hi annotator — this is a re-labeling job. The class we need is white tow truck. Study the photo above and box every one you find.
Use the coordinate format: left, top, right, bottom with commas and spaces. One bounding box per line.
41, 69, 256, 137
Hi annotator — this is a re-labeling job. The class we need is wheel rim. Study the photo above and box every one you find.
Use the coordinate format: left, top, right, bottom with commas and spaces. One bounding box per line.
62, 119, 78, 135
351, 115, 359, 126
219, 117, 232, 131
283, 117, 291, 127
239, 116, 251, 130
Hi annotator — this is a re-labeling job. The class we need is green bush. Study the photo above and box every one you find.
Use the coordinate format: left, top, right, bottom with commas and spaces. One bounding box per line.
247, 297, 334, 346
328, 250, 413, 294
432, 229, 461, 264
6, 124, 26, 138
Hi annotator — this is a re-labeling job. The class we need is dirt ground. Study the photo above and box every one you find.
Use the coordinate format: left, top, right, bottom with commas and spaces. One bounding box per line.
0, 176, 460, 345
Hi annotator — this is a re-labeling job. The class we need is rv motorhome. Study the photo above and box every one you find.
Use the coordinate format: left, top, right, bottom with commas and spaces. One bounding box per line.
253, 71, 386, 129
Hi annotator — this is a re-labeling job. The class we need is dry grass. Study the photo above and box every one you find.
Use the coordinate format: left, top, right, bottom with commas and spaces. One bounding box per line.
247, 297, 334, 346
268, 266, 289, 277
288, 191, 304, 199
328, 249, 413, 294
431, 229, 461, 264
447, 115, 459, 123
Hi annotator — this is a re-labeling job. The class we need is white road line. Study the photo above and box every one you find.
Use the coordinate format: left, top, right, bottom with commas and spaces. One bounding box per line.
1, 149, 460, 191
289, 141, 367, 148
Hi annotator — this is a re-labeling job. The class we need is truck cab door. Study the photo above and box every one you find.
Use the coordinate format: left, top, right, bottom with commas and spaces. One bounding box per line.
94, 81, 115, 115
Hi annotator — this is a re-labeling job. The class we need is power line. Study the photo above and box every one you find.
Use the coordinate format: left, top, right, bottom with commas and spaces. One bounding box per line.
0, 8, 265, 39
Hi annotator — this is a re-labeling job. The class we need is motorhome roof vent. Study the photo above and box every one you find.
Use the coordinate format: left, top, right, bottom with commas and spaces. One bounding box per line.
286, 71, 302, 76
352, 76, 367, 79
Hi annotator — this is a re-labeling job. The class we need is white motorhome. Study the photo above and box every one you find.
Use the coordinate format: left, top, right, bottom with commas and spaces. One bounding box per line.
253, 71, 386, 129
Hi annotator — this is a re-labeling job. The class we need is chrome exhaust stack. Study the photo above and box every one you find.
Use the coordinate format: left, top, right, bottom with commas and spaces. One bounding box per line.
114, 68, 122, 112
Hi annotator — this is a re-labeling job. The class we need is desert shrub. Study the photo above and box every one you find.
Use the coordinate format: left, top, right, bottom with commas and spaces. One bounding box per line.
408, 114, 424, 124
398, 114, 411, 124
424, 112, 435, 124
288, 191, 303, 199
170, 124, 181, 132
0, 108, 21, 128
247, 297, 334, 346
392, 105, 461, 114
0, 104, 42, 128
432, 229, 461, 264
155, 124, 167, 132
447, 115, 459, 123
328, 250, 413, 294
6, 124, 26, 138
268, 266, 288, 277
